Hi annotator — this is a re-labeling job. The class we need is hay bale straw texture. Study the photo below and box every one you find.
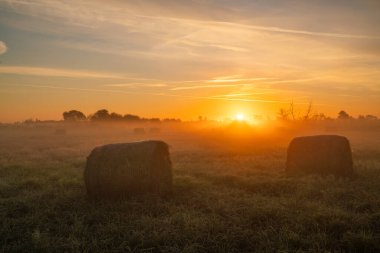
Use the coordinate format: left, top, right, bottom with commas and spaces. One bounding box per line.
286, 135, 353, 177
84, 140, 172, 199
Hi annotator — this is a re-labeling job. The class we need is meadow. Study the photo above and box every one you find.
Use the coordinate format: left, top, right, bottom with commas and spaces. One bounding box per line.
1, 122, 380, 252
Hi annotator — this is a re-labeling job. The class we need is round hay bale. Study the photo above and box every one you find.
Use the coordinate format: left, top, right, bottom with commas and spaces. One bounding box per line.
286, 135, 353, 177
149, 127, 161, 134
54, 128, 67, 135
84, 140, 172, 199
133, 128, 145, 134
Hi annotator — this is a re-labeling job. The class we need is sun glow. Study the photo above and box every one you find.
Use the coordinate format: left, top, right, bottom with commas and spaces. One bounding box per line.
235, 113, 245, 121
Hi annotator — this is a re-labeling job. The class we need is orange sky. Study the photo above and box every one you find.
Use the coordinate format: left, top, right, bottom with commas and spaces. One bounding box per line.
1, 0, 380, 122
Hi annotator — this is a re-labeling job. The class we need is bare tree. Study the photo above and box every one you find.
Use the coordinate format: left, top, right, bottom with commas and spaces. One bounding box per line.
311, 113, 327, 121
289, 100, 295, 120
277, 108, 289, 120
303, 101, 313, 120
277, 100, 314, 121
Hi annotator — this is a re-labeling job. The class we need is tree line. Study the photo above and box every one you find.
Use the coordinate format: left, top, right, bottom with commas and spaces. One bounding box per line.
63, 107, 379, 124
62, 109, 181, 123
277, 102, 378, 121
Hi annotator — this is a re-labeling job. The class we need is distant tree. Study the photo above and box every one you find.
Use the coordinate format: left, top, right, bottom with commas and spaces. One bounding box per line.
123, 114, 140, 121
365, 114, 378, 120
289, 100, 296, 120
277, 108, 289, 121
302, 101, 313, 120
109, 112, 123, 121
163, 118, 181, 123
149, 118, 161, 123
277, 100, 305, 121
311, 113, 327, 121
91, 109, 110, 121
63, 110, 86, 121
23, 118, 35, 124
338, 110, 351, 120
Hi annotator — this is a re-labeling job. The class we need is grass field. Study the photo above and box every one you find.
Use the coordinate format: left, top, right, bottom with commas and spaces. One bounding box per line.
1, 123, 380, 252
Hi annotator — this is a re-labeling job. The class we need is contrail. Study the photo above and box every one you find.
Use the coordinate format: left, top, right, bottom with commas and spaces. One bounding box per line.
136, 14, 380, 40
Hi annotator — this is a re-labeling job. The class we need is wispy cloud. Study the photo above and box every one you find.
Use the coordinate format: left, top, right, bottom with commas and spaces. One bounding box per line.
105, 83, 169, 88
16, 84, 300, 104
144, 83, 169, 87
104, 83, 138, 87
208, 76, 276, 83
261, 78, 318, 85
215, 92, 276, 97
212, 22, 380, 40
0, 66, 124, 79
170, 84, 238, 91
0, 41, 7, 54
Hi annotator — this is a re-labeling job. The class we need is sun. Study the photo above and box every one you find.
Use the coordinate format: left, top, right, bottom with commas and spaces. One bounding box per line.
235, 113, 245, 121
